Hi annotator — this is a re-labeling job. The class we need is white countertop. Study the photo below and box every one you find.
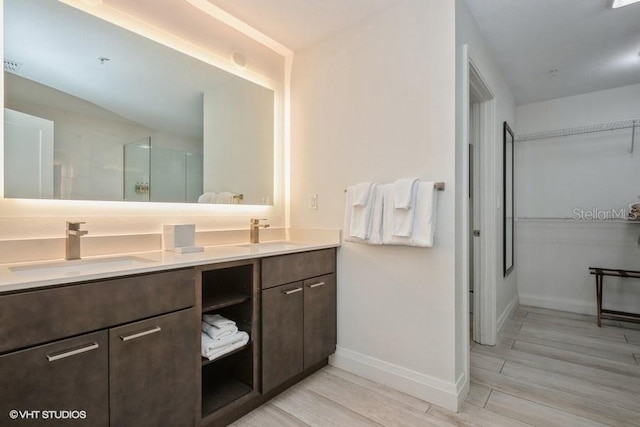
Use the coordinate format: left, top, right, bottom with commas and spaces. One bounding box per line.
0, 240, 340, 294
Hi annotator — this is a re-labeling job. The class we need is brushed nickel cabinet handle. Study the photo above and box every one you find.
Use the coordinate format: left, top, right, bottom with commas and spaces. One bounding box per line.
308, 282, 326, 288
282, 287, 303, 295
120, 326, 162, 342
46, 342, 99, 362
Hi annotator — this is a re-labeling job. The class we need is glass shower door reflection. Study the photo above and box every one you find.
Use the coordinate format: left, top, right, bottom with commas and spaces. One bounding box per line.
123, 138, 151, 202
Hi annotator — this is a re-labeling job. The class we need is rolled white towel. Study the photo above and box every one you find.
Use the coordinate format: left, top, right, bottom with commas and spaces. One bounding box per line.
202, 321, 238, 341
203, 314, 236, 328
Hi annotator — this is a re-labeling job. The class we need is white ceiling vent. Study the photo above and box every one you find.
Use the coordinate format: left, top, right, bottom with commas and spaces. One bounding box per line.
4, 59, 23, 73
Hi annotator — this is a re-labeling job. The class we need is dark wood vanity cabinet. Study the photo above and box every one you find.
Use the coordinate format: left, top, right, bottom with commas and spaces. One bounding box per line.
0, 269, 196, 427
0, 331, 109, 427
110, 308, 196, 427
261, 249, 337, 392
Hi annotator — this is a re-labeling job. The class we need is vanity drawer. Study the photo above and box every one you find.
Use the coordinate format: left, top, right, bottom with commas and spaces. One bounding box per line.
261, 248, 336, 289
0, 268, 195, 353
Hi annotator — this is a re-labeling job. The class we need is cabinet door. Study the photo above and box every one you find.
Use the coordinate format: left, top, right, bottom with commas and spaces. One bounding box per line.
109, 308, 196, 427
0, 331, 108, 427
304, 273, 337, 369
262, 282, 304, 392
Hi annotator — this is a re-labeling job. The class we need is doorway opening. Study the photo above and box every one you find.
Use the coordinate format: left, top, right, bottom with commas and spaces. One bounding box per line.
468, 61, 494, 345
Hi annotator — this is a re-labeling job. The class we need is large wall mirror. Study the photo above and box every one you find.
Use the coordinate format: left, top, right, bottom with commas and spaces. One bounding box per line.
3, 0, 275, 205
503, 121, 514, 276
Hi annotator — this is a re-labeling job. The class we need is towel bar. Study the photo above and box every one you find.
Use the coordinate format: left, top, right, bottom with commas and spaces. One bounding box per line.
344, 182, 444, 193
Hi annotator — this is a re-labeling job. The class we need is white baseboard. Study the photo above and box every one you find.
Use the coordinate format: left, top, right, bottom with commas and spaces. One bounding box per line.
329, 346, 462, 411
519, 294, 596, 315
497, 293, 520, 333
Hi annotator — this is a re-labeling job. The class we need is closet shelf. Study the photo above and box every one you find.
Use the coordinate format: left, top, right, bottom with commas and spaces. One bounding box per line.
516, 217, 640, 223
516, 118, 639, 151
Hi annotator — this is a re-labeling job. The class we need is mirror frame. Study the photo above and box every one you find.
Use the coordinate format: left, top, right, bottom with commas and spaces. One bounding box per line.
503, 121, 515, 277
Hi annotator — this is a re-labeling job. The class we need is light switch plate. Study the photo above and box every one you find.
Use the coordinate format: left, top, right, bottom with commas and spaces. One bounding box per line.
309, 194, 318, 210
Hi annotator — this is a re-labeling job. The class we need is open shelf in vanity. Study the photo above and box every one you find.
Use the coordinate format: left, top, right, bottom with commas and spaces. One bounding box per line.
197, 260, 260, 423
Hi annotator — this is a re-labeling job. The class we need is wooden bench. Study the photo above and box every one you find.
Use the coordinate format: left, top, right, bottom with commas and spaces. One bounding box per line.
589, 267, 640, 327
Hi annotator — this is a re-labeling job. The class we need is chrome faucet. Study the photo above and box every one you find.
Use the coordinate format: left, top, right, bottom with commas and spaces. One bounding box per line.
249, 218, 269, 244
66, 221, 88, 260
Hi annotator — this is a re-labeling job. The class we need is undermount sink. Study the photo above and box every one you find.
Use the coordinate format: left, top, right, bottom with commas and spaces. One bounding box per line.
235, 241, 306, 251
9, 256, 156, 277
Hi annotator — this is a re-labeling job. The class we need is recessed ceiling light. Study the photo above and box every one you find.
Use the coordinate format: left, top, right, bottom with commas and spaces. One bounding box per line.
609, 0, 640, 8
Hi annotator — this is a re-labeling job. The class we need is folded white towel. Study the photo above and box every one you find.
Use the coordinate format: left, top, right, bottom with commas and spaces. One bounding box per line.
203, 314, 236, 328
216, 191, 237, 204
202, 321, 238, 341
352, 182, 374, 207
383, 181, 437, 247
201, 331, 249, 361
394, 178, 418, 209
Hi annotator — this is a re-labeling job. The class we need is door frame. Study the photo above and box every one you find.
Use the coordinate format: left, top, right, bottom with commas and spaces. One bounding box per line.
462, 45, 498, 346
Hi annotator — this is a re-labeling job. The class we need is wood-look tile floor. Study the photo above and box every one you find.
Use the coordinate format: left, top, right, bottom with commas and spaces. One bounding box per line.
231, 306, 640, 426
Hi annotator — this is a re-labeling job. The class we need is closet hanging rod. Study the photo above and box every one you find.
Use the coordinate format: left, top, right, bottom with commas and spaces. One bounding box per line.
344, 182, 445, 192
516, 118, 640, 143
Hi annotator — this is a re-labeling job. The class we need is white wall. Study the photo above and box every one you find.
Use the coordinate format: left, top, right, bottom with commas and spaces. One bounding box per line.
455, 0, 518, 351
290, 0, 461, 410
517, 84, 640, 314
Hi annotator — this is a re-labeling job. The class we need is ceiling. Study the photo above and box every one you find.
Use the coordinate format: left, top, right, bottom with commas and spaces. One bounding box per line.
205, 0, 397, 51
201, 0, 640, 104
465, 0, 640, 105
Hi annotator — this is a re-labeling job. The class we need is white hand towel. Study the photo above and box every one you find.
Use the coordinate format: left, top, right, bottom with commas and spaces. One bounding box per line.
202, 321, 238, 341
394, 178, 419, 209
203, 314, 236, 328
201, 331, 249, 361
352, 182, 374, 207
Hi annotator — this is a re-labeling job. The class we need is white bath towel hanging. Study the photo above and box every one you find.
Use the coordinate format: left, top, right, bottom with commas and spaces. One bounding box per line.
352, 182, 374, 207
345, 183, 378, 240
367, 185, 385, 245
382, 181, 437, 247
